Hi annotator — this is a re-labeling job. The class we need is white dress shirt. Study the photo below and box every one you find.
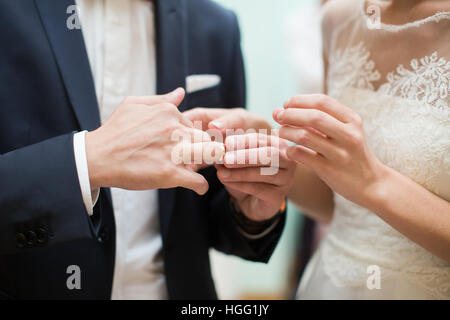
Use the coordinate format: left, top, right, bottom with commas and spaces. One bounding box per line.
73, 0, 167, 300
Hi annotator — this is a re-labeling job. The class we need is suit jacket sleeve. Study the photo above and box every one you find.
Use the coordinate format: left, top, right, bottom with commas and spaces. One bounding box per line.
0, 133, 96, 254
205, 13, 285, 263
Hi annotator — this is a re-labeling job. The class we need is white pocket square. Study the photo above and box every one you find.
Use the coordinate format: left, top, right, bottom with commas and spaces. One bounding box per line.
186, 74, 221, 94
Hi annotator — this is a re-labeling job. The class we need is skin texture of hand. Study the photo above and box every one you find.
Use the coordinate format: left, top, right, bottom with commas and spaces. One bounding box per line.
85, 88, 221, 195
275, 94, 450, 263
183, 107, 272, 133
274, 94, 389, 209
185, 107, 295, 221
216, 133, 296, 222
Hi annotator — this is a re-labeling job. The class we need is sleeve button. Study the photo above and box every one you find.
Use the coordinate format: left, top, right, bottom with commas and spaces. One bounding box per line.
15, 233, 27, 248
36, 227, 48, 245
26, 230, 37, 246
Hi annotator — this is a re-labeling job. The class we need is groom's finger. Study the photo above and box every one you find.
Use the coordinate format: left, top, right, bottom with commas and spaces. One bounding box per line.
221, 181, 276, 201
223, 147, 291, 169
172, 127, 212, 143
128, 87, 186, 107
172, 141, 225, 165
183, 108, 230, 130
217, 167, 289, 186
175, 168, 209, 195
225, 133, 286, 151
208, 109, 247, 131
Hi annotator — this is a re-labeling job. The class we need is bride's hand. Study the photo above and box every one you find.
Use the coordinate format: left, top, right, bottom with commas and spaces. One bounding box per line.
274, 94, 389, 209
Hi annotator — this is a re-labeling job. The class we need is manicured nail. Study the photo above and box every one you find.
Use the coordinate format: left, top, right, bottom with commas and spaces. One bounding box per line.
219, 169, 231, 178
210, 121, 224, 129
277, 110, 284, 121
224, 153, 236, 165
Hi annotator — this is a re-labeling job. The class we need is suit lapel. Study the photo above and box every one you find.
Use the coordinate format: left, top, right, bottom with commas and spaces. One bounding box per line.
36, 0, 186, 238
35, 0, 101, 131
155, 0, 188, 240
35, 0, 111, 208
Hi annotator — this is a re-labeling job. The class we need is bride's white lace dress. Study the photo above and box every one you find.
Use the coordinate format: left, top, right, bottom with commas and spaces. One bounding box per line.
297, 0, 450, 299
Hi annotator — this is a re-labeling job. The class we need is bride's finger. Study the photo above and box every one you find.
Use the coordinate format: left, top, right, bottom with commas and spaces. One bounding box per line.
275, 108, 348, 141
286, 145, 328, 172
284, 94, 357, 124
279, 126, 346, 162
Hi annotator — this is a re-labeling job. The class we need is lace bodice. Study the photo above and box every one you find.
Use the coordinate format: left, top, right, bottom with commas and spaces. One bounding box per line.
318, 0, 450, 299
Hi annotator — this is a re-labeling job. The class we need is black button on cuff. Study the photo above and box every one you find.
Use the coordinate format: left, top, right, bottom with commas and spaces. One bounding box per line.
15, 233, 26, 248
26, 230, 37, 246
36, 227, 48, 244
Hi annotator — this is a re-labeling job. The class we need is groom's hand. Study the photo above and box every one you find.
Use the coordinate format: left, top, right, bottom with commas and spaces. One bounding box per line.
185, 107, 295, 222
183, 107, 272, 132
85, 88, 219, 195
216, 133, 296, 222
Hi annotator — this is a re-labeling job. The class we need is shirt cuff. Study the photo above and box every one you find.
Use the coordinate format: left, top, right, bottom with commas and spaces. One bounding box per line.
73, 131, 100, 216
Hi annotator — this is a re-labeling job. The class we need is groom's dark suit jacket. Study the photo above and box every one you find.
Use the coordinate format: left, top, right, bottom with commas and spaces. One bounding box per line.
0, 0, 285, 299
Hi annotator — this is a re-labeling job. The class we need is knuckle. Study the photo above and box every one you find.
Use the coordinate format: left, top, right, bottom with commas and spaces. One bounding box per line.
314, 94, 330, 107
309, 111, 324, 126
160, 102, 176, 111
284, 108, 295, 120
165, 122, 183, 136
296, 129, 309, 144
353, 114, 363, 127
286, 145, 298, 160
288, 95, 301, 106
338, 150, 351, 164
158, 163, 173, 178
234, 108, 246, 116
278, 126, 289, 140
277, 137, 288, 150
346, 128, 363, 146
235, 109, 247, 124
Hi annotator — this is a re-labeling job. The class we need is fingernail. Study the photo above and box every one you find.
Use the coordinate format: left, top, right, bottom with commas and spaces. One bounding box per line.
224, 153, 235, 165
283, 99, 290, 108
210, 121, 223, 129
169, 87, 184, 98
219, 169, 231, 178
277, 110, 285, 121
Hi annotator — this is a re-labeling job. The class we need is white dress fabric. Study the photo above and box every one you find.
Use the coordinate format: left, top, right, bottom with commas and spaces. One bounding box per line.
297, 0, 450, 300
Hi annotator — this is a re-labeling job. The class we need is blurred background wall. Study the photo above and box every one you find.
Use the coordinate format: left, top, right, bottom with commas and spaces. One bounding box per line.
210, 0, 324, 299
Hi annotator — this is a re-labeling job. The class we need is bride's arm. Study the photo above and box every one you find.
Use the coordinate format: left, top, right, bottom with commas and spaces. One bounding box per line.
370, 165, 450, 263
274, 94, 450, 263
288, 163, 334, 224
286, 53, 335, 224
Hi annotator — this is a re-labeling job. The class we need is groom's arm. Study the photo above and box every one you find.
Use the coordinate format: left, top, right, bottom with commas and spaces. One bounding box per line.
0, 134, 97, 255
202, 12, 285, 263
